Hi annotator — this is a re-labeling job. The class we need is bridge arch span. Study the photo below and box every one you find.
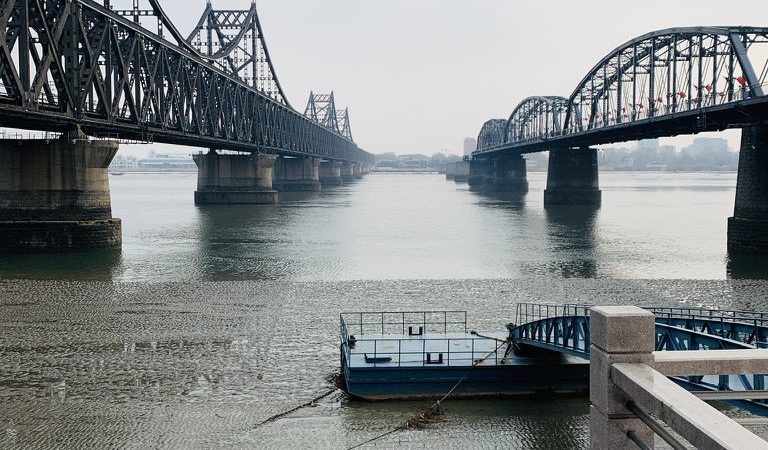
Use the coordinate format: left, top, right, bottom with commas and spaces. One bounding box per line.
505, 96, 569, 144
565, 27, 768, 133
476, 119, 508, 151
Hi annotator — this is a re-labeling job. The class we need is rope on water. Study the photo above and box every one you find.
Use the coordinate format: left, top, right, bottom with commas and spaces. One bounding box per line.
346, 339, 510, 450
254, 388, 338, 428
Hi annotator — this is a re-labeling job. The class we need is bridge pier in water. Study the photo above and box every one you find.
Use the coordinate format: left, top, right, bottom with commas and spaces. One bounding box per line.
273, 156, 321, 191
0, 136, 122, 251
469, 156, 528, 192
491, 154, 528, 192
193, 151, 278, 205
728, 125, 768, 254
544, 148, 601, 207
446, 160, 470, 182
468, 159, 493, 188
341, 162, 356, 182
352, 163, 364, 179
319, 160, 343, 186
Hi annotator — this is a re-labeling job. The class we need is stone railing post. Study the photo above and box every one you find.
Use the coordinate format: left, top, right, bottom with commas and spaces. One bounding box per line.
590, 306, 655, 449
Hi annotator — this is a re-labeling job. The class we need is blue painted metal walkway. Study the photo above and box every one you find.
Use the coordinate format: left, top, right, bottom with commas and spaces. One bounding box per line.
509, 303, 768, 415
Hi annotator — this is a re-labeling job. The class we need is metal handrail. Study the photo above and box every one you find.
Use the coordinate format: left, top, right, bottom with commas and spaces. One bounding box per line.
340, 311, 468, 336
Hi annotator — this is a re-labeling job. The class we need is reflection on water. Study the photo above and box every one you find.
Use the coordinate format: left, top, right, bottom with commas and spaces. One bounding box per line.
545, 206, 599, 278
0, 249, 122, 281
195, 204, 286, 281
0, 171, 751, 281
728, 254, 768, 280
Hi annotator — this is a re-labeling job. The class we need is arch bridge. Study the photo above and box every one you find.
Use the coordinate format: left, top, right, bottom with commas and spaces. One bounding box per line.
467, 27, 768, 253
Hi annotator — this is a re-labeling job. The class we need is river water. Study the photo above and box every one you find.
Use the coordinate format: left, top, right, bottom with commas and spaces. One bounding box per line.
2, 171, 768, 449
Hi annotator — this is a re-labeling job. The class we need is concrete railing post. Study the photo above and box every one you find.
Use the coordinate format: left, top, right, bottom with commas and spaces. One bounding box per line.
590, 306, 655, 449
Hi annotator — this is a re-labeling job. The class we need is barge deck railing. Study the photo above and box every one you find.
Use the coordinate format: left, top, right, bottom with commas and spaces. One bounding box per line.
340, 311, 510, 368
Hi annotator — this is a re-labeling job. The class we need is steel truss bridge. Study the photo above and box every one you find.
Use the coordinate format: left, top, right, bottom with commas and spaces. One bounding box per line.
510, 303, 768, 415
475, 27, 768, 155
0, 0, 373, 163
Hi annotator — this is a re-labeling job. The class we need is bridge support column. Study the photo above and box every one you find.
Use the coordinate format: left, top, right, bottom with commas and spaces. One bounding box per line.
544, 148, 601, 207
352, 163, 363, 179
446, 160, 470, 182
491, 154, 528, 192
728, 125, 768, 254
193, 151, 277, 204
468, 159, 493, 188
273, 156, 321, 191
319, 160, 343, 186
341, 162, 355, 182
0, 137, 122, 251
589, 306, 654, 450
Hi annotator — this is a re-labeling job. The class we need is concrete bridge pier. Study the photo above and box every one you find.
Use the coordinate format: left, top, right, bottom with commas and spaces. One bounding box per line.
352, 163, 363, 179
491, 154, 529, 192
728, 125, 768, 254
341, 162, 356, 182
193, 150, 277, 204
319, 160, 343, 186
0, 135, 122, 251
544, 147, 601, 207
446, 160, 470, 182
273, 156, 321, 191
468, 159, 494, 188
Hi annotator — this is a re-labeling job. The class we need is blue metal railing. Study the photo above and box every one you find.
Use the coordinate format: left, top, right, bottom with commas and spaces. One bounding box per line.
509, 303, 768, 415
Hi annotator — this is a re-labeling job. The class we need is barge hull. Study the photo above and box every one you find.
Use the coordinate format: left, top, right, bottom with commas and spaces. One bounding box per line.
344, 361, 589, 401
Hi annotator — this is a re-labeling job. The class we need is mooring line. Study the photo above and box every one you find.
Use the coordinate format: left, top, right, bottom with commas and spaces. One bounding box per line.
255, 388, 338, 428
346, 339, 510, 450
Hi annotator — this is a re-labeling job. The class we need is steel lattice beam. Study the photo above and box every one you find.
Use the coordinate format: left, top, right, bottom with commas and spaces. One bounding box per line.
0, 0, 373, 163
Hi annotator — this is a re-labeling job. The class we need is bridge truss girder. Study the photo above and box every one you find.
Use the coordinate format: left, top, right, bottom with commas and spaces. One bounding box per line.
474, 27, 768, 157
0, 0, 372, 163
186, 1, 289, 106
568, 27, 768, 133
505, 96, 568, 144
336, 107, 352, 141
305, 92, 339, 132
476, 118, 507, 151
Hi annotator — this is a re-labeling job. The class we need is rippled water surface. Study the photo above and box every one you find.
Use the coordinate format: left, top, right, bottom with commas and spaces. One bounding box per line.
2, 172, 768, 449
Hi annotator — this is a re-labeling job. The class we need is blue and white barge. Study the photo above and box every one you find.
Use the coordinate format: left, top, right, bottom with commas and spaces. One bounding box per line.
339, 311, 589, 401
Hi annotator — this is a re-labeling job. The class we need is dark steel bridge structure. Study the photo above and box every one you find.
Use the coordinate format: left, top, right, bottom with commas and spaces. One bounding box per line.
465, 27, 768, 255
0, 0, 373, 163
474, 27, 768, 155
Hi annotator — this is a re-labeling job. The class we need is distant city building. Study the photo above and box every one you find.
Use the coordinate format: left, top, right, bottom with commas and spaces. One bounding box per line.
109, 156, 139, 171
138, 154, 196, 170
682, 137, 729, 158
109, 154, 196, 171
373, 153, 444, 172
463, 138, 477, 156
597, 137, 737, 171
397, 154, 430, 169
636, 139, 659, 152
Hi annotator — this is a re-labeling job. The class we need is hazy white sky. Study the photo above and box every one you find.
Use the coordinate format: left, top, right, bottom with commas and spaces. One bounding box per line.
140, 1, 768, 155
